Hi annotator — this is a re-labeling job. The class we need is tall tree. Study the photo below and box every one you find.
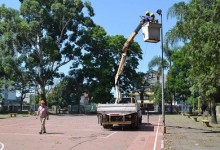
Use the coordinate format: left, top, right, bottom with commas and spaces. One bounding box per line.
48, 75, 78, 107
74, 25, 143, 103
0, 0, 95, 104
166, 47, 191, 104
148, 43, 176, 112
0, 6, 29, 109
148, 55, 168, 76
167, 0, 220, 123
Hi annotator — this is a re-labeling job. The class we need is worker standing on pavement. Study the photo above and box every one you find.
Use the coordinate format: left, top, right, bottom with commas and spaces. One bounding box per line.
36, 100, 49, 134
80, 90, 90, 113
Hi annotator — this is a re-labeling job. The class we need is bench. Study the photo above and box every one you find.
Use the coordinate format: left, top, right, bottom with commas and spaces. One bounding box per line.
185, 114, 191, 118
202, 120, 210, 127
181, 112, 185, 116
9, 113, 17, 117
59, 109, 68, 114
190, 116, 198, 121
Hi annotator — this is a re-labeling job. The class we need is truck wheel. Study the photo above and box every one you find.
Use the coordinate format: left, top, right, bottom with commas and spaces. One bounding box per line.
131, 123, 139, 130
131, 119, 139, 129
103, 125, 112, 129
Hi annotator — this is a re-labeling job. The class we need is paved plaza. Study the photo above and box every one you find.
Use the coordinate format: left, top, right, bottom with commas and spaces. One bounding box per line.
0, 114, 163, 150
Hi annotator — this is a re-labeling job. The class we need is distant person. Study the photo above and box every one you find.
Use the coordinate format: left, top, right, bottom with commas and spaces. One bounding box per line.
36, 100, 49, 134
80, 91, 90, 113
80, 91, 89, 105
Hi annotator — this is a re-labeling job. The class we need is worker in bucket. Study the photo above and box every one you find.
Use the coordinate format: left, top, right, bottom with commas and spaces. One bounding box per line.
150, 13, 158, 23
142, 11, 151, 22
36, 100, 49, 134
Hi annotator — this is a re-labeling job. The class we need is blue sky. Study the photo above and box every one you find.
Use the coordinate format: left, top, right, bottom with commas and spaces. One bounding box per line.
0, 0, 187, 74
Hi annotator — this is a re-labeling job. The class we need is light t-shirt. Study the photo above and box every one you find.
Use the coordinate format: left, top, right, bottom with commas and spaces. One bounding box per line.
37, 106, 49, 118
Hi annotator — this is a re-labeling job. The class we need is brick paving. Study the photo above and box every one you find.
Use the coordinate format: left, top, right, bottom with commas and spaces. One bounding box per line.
0, 114, 163, 150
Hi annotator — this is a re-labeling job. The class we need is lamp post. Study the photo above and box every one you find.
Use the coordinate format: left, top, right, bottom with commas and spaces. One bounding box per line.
157, 9, 166, 133
34, 87, 35, 111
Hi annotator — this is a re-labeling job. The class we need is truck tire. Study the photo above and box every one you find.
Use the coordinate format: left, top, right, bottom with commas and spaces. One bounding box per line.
103, 125, 112, 129
131, 114, 139, 129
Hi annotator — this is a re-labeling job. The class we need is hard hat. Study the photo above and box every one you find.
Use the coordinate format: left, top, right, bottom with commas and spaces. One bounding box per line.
150, 13, 155, 17
146, 11, 150, 15
41, 100, 45, 104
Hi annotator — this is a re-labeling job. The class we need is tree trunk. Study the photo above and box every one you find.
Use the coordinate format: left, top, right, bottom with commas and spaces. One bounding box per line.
77, 83, 82, 114
20, 97, 23, 111
210, 98, 217, 124
140, 91, 144, 114
170, 101, 173, 114
77, 93, 80, 114
140, 91, 144, 107
20, 93, 25, 111
170, 92, 174, 114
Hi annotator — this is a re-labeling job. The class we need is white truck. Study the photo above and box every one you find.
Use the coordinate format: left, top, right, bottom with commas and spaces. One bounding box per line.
97, 97, 142, 129
97, 17, 161, 129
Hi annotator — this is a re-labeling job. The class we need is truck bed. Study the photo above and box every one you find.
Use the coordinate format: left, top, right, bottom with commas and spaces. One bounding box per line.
97, 103, 140, 115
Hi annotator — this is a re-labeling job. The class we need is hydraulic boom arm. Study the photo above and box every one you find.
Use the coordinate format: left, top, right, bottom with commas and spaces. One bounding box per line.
115, 19, 145, 103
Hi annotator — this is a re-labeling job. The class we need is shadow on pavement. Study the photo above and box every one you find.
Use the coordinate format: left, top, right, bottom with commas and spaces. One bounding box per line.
108, 123, 155, 132
46, 132, 64, 135
138, 123, 155, 132
166, 125, 217, 133
50, 113, 98, 117
203, 131, 220, 133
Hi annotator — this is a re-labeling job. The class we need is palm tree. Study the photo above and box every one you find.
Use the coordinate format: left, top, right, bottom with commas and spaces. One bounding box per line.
148, 43, 178, 113
165, 0, 219, 123
165, 1, 189, 45
148, 43, 177, 75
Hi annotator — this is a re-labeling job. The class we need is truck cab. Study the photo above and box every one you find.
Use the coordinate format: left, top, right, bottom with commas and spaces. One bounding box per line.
118, 97, 136, 103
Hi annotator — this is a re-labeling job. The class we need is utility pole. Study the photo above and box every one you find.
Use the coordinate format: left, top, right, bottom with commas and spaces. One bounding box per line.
157, 9, 166, 133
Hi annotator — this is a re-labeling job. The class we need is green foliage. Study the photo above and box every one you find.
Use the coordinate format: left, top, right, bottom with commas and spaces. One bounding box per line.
47, 76, 78, 107
187, 96, 195, 106
0, 0, 147, 106
166, 0, 220, 97
167, 48, 191, 100
0, 0, 95, 103
166, 0, 220, 122
73, 25, 143, 103
151, 81, 162, 103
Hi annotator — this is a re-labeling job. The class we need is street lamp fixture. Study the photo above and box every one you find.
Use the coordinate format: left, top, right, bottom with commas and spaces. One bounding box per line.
156, 9, 162, 15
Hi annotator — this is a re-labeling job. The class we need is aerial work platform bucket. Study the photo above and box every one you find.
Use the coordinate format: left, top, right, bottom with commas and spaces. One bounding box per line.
142, 22, 162, 43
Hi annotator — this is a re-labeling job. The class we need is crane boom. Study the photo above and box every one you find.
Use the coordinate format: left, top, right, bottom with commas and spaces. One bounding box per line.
97, 16, 162, 129
114, 19, 145, 103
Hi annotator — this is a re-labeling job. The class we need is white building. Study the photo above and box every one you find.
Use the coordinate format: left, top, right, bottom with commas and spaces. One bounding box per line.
23, 93, 35, 103
0, 86, 17, 103
0, 85, 17, 111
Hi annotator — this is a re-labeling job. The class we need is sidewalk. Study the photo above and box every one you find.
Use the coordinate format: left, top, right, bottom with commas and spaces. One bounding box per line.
163, 114, 220, 150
